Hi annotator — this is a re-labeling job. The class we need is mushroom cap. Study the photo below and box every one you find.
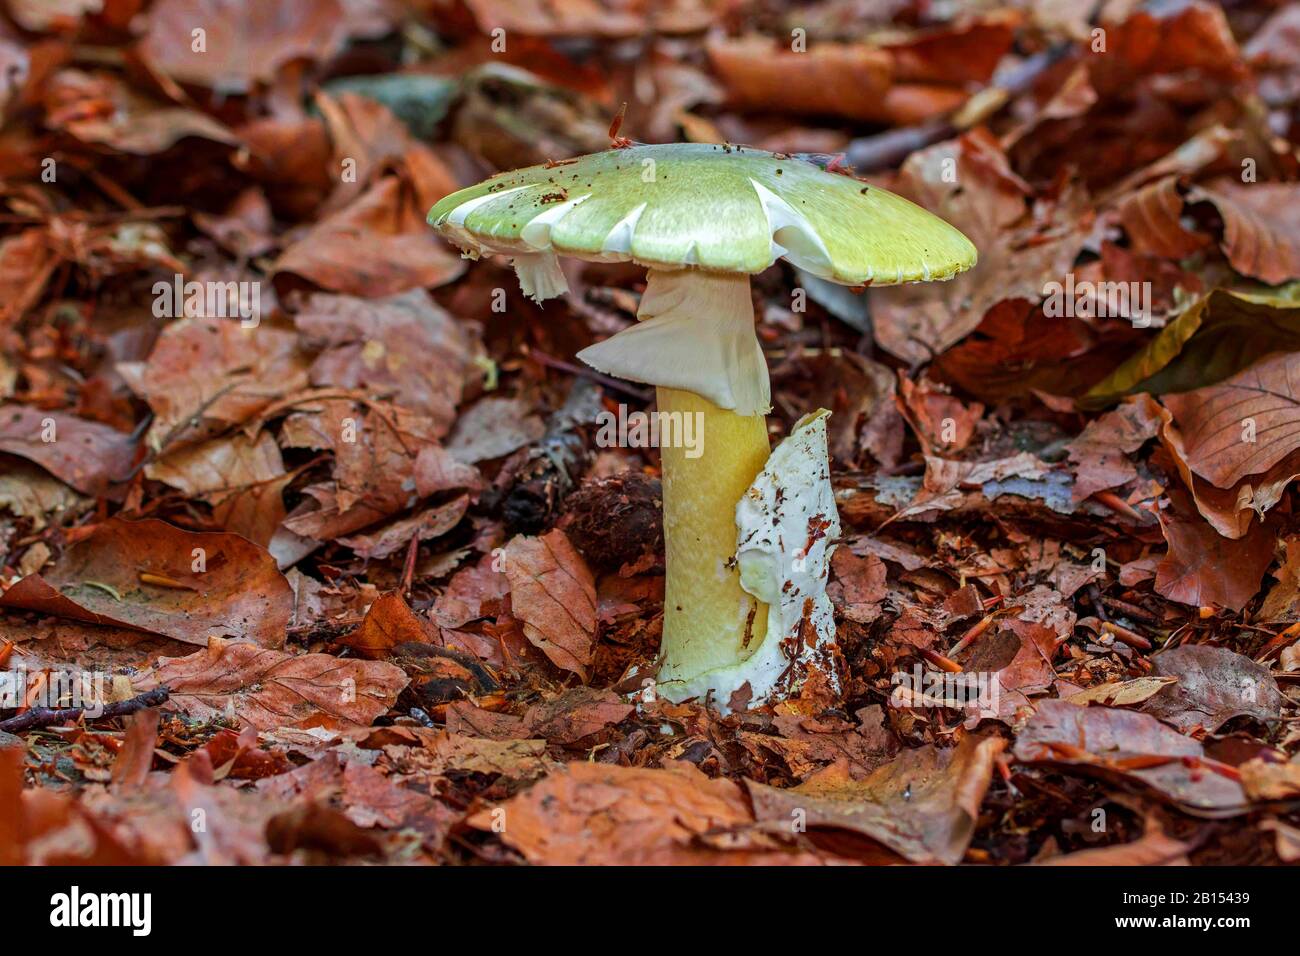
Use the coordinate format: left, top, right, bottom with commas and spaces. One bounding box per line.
427, 142, 976, 286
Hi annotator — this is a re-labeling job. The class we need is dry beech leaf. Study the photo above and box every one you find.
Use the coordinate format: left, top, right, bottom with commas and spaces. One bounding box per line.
145, 430, 285, 498
1066, 395, 1163, 503
521, 687, 633, 744
1155, 505, 1276, 612
1190, 180, 1300, 285
136, 636, 408, 731
469, 761, 816, 865
1015, 700, 1248, 816
0, 405, 136, 497
503, 529, 598, 680
128, 318, 309, 453
1238, 758, 1300, 801
707, 37, 894, 123
746, 735, 1004, 865
463, 0, 716, 37
1142, 645, 1283, 733
0, 518, 293, 647
337, 591, 436, 660
140, 0, 351, 94
0, 229, 60, 325
273, 177, 465, 298
1162, 351, 1300, 490
294, 289, 478, 434
871, 131, 1088, 365
1118, 175, 1210, 259
432, 553, 510, 629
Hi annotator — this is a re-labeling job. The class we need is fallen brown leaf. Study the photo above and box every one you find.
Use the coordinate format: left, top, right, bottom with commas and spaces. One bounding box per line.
136, 636, 408, 730
746, 735, 1005, 865
1142, 645, 1283, 733
503, 529, 597, 680
0, 517, 293, 647
1015, 700, 1249, 816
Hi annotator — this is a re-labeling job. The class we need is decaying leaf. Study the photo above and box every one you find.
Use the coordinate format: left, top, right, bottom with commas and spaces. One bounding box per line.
1015, 701, 1249, 816
136, 636, 408, 731
1142, 645, 1283, 733
746, 735, 1004, 865
469, 761, 816, 865
0, 518, 293, 647
502, 530, 598, 680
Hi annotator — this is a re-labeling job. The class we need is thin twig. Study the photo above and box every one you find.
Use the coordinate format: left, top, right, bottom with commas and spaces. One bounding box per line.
525, 347, 653, 402
0, 687, 170, 733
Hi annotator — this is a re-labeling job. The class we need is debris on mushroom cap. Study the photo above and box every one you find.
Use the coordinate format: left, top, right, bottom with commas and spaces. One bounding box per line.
657, 409, 841, 710
576, 269, 771, 415
427, 142, 977, 298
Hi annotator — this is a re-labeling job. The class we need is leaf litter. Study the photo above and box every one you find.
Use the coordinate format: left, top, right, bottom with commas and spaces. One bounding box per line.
0, 0, 1299, 867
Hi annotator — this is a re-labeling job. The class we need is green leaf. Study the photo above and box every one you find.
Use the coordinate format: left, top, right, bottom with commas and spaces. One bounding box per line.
1081, 281, 1300, 407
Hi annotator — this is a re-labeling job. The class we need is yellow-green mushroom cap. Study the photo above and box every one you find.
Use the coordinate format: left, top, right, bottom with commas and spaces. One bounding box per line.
427, 142, 976, 298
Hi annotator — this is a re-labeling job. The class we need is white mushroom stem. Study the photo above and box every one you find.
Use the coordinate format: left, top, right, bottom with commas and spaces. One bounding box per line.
576, 270, 839, 709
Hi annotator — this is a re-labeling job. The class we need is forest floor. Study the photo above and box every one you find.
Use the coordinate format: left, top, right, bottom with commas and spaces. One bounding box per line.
2, 0, 1300, 865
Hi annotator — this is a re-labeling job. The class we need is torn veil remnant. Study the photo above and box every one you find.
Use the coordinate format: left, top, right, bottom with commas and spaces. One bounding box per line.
428, 143, 975, 712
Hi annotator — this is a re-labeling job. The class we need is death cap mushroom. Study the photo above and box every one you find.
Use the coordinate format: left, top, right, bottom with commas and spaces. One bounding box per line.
427, 142, 977, 298
428, 142, 976, 709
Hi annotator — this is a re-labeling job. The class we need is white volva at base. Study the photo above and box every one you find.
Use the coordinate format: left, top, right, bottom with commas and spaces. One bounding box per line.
657, 410, 841, 712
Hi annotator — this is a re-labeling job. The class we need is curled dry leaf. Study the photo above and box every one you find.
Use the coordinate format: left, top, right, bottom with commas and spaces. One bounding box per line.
1162, 351, 1300, 490
1015, 700, 1248, 816
746, 735, 1005, 865
0, 405, 137, 496
1155, 503, 1275, 612
140, 0, 351, 94
136, 636, 408, 731
1118, 175, 1211, 259
45, 69, 239, 155
125, 319, 309, 454
1066, 395, 1163, 503
1259, 534, 1300, 622
896, 375, 983, 455
1142, 644, 1283, 733
503, 529, 598, 680
294, 289, 479, 435
0, 518, 293, 647
1189, 180, 1300, 285
469, 761, 814, 865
